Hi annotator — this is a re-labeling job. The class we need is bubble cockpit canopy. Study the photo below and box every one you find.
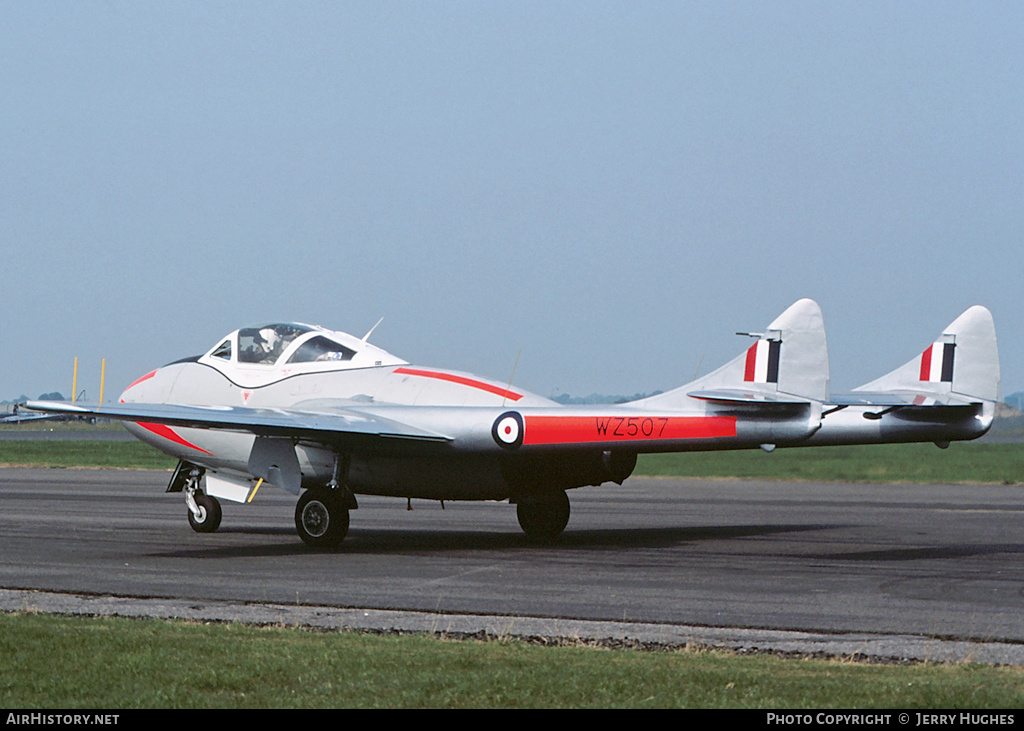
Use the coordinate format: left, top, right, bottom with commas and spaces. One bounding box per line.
198, 322, 406, 385
237, 324, 314, 364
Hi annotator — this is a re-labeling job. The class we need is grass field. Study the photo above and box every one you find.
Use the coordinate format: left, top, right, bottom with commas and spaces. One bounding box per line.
0, 440, 177, 470
636, 441, 1024, 484
2, 435, 1023, 483
2, 612, 1023, 709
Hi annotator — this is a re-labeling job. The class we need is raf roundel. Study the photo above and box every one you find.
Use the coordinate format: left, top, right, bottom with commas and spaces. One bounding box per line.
492, 411, 525, 449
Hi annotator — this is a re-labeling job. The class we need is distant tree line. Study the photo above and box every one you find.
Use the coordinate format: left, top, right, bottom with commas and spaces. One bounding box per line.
1, 393, 66, 407
552, 391, 663, 405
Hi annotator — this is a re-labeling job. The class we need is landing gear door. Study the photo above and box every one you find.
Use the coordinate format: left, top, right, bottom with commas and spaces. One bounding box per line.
166, 460, 202, 493
247, 436, 302, 495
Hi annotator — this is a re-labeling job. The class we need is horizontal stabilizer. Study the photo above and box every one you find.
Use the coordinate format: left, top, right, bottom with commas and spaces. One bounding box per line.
828, 391, 980, 408
687, 389, 816, 405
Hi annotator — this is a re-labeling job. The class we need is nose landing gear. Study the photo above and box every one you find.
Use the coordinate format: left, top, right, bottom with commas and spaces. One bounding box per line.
184, 470, 222, 533
187, 490, 222, 533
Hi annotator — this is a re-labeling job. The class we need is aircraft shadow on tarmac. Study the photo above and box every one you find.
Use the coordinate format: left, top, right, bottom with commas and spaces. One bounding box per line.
153, 522, 843, 559
818, 543, 1024, 562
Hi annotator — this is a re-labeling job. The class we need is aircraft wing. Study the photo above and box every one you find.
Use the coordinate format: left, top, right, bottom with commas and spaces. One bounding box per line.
24, 400, 453, 445
0, 411, 69, 424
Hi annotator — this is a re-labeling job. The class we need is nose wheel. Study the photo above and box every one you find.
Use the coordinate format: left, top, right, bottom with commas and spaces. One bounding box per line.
181, 466, 221, 533
186, 489, 222, 533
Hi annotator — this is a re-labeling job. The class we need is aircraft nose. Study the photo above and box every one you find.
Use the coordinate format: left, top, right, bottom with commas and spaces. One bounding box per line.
119, 367, 172, 403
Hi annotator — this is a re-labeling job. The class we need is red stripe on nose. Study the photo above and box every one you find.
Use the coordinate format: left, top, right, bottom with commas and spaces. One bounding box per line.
136, 422, 212, 455
124, 370, 158, 392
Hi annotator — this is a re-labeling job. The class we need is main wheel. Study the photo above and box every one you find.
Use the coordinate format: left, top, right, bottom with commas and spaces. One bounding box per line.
187, 491, 222, 533
295, 488, 349, 548
516, 489, 570, 543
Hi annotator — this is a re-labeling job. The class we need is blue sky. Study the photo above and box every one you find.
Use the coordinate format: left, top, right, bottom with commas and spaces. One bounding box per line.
2, 1, 1022, 402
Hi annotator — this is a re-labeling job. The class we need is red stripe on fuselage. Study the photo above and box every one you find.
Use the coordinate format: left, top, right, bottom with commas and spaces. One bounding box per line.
522, 415, 737, 446
136, 422, 213, 455
394, 367, 523, 401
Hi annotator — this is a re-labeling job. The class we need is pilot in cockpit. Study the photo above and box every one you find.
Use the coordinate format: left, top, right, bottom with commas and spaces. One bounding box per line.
257, 327, 282, 363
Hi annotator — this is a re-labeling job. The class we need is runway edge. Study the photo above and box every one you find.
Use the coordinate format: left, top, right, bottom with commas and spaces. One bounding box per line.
2, 588, 1023, 667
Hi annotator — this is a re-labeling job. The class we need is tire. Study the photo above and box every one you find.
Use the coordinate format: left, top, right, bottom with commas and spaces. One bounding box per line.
516, 489, 570, 543
188, 491, 222, 533
295, 488, 349, 548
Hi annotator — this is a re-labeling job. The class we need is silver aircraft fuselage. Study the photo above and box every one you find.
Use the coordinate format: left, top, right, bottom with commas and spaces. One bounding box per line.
28, 300, 999, 546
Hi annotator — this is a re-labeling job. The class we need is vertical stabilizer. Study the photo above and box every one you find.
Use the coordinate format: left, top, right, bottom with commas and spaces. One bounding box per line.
765, 298, 830, 402
853, 306, 999, 403
637, 298, 829, 409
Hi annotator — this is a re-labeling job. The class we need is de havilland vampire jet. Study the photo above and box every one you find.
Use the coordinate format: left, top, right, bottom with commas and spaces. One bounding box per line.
28, 299, 1000, 548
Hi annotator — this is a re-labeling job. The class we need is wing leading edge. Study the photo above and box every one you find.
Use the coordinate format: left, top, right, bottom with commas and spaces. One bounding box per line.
25, 400, 453, 445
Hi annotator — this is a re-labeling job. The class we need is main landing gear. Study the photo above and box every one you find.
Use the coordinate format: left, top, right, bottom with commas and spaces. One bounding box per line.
294, 487, 351, 548
515, 489, 570, 543
172, 456, 571, 546
295, 457, 356, 549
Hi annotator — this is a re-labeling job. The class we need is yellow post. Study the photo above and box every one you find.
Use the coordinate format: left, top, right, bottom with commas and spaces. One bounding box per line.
72, 358, 78, 403
100, 359, 106, 404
